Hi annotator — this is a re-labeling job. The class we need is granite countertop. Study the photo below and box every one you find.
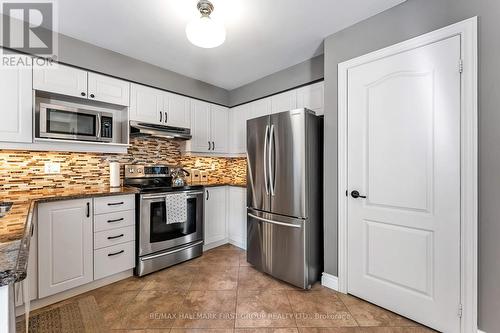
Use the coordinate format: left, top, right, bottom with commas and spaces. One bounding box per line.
191, 182, 247, 188
0, 186, 138, 286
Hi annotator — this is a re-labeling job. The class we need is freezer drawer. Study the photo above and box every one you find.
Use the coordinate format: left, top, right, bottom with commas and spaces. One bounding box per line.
247, 209, 309, 288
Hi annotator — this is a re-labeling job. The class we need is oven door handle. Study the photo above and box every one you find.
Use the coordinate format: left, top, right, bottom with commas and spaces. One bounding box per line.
142, 191, 204, 200
140, 240, 204, 261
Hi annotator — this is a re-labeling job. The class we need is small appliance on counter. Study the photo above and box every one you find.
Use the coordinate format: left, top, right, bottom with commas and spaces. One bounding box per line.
171, 167, 190, 187
124, 164, 204, 276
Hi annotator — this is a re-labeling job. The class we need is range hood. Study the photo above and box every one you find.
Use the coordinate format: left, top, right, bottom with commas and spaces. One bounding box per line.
130, 121, 192, 140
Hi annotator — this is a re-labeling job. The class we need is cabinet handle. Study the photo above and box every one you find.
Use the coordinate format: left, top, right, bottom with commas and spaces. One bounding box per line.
208, 141, 211, 150
107, 217, 124, 223
81, 92, 86, 97
206, 190, 210, 200
108, 250, 124, 257
165, 112, 168, 123
90, 93, 95, 98
107, 202, 124, 206
160, 112, 162, 122
86, 202, 90, 217
212, 141, 215, 150
107, 234, 124, 240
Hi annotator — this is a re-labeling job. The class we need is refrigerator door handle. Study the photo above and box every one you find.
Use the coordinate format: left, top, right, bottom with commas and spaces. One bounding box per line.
248, 212, 302, 228
269, 124, 276, 196
263, 125, 270, 195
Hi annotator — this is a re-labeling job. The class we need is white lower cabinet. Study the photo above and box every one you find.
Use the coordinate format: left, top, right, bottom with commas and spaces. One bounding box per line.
36, 194, 135, 299
204, 187, 227, 246
94, 242, 135, 280
38, 199, 94, 298
227, 187, 247, 249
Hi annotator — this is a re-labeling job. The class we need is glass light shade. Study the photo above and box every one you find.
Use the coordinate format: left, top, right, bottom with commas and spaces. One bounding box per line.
186, 15, 226, 48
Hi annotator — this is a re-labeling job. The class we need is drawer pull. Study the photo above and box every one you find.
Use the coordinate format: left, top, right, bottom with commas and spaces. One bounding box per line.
108, 250, 125, 257
107, 218, 124, 223
107, 202, 124, 206
107, 234, 124, 240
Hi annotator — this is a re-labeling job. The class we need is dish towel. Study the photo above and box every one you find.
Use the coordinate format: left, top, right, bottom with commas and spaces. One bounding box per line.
165, 193, 187, 224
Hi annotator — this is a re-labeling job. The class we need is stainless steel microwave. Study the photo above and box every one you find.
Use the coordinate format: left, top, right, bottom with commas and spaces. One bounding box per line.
39, 103, 113, 142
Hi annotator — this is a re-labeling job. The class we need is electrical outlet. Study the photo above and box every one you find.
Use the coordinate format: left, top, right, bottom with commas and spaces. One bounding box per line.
44, 162, 61, 174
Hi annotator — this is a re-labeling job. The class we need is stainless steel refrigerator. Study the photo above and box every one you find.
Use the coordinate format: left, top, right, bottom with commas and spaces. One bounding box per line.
246, 108, 322, 289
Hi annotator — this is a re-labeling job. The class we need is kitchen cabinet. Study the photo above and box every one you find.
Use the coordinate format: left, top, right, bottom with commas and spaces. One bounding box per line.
87, 72, 130, 106
186, 100, 228, 153
297, 81, 324, 115
165, 92, 191, 128
228, 103, 250, 155
204, 187, 227, 246
130, 84, 163, 124
249, 97, 271, 120
93, 195, 136, 280
227, 187, 247, 250
271, 90, 297, 114
38, 199, 93, 298
0, 60, 33, 143
130, 84, 191, 128
33, 63, 88, 99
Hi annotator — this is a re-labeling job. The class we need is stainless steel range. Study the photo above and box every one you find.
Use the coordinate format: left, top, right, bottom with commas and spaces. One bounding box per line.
124, 164, 204, 276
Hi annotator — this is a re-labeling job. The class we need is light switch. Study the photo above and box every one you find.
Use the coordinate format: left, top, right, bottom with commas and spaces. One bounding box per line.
44, 162, 61, 174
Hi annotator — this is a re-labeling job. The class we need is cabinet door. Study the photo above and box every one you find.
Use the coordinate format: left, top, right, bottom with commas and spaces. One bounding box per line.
229, 104, 250, 154
249, 97, 272, 120
296, 81, 324, 115
0, 63, 32, 143
88, 73, 130, 106
33, 63, 87, 99
164, 92, 191, 128
271, 90, 297, 114
129, 84, 163, 124
14, 213, 38, 307
204, 187, 227, 245
38, 199, 93, 298
210, 105, 229, 153
189, 100, 211, 152
228, 187, 247, 249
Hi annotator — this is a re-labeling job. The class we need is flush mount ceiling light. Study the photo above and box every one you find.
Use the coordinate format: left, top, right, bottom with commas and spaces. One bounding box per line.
186, 0, 226, 48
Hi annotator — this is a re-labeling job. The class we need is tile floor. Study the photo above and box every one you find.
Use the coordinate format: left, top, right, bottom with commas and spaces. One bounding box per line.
25, 244, 436, 332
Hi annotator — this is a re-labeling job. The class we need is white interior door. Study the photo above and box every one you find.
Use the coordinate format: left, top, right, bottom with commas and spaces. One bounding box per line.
347, 36, 461, 332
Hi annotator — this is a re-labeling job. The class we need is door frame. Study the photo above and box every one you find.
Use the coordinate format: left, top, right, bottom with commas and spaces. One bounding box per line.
337, 17, 478, 333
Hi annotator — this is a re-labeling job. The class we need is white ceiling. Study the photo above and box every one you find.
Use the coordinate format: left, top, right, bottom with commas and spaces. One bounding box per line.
52, 0, 405, 90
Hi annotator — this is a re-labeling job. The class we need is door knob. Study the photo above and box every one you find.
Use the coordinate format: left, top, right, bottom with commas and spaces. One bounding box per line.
351, 190, 366, 199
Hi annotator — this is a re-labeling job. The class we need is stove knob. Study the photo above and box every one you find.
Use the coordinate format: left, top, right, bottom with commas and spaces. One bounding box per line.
128, 168, 134, 173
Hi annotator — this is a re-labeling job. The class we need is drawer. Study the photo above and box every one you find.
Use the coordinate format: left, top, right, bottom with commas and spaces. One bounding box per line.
94, 195, 135, 215
94, 225, 135, 249
94, 210, 135, 232
94, 241, 135, 280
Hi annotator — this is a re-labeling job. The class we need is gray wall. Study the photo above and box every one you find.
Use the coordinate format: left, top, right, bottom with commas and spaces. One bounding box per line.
323, 0, 500, 331
229, 54, 324, 107
57, 34, 230, 106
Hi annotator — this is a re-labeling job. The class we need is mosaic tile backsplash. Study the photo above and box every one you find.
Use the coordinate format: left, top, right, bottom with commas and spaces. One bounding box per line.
0, 136, 246, 198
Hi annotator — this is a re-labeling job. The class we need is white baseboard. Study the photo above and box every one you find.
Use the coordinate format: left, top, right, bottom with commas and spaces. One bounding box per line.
203, 238, 229, 251
478, 330, 486, 333
228, 238, 246, 250
321, 272, 339, 291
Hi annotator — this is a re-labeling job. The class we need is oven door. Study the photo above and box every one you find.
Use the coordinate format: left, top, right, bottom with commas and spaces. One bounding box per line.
39, 103, 102, 141
139, 190, 204, 256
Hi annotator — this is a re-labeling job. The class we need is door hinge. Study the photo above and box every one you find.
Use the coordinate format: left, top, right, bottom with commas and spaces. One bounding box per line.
459, 59, 464, 74
457, 303, 463, 318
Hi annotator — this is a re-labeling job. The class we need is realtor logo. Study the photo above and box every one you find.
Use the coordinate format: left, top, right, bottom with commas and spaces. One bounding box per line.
2, 1, 56, 57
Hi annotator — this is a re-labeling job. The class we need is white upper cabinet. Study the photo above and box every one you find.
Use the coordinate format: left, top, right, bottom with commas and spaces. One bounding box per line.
271, 90, 297, 114
33, 63, 88, 99
228, 104, 250, 154
129, 84, 163, 124
0, 60, 33, 143
164, 92, 191, 128
210, 105, 229, 153
249, 97, 271, 120
186, 100, 229, 154
189, 99, 212, 152
297, 81, 324, 115
87, 73, 130, 106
